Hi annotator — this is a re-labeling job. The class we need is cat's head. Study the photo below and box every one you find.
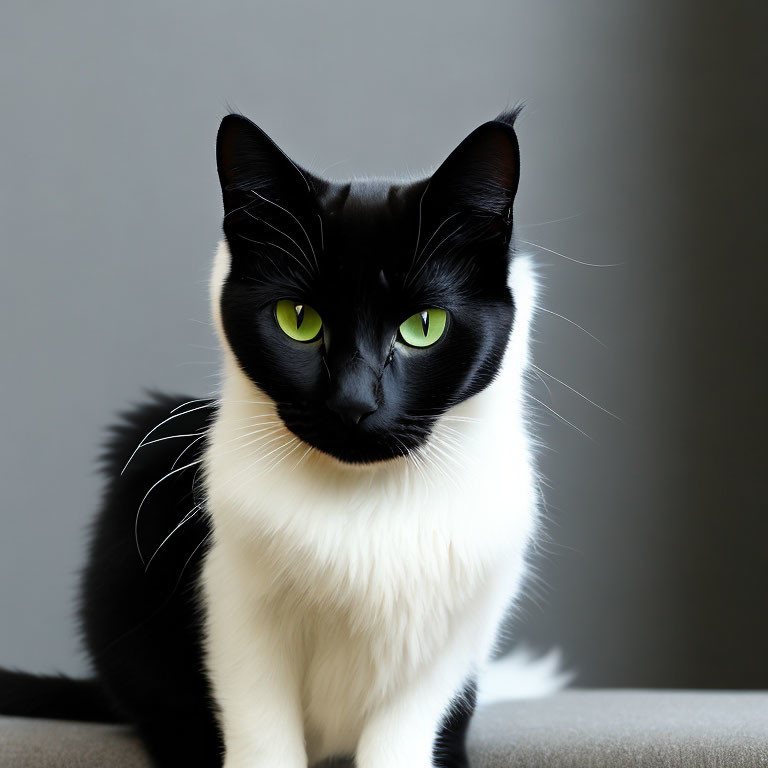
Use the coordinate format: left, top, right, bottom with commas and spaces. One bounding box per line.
214, 112, 521, 464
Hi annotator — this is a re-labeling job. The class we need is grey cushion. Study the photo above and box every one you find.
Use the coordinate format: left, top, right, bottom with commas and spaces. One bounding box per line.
469, 690, 768, 767
1, 690, 767, 767
0, 717, 148, 767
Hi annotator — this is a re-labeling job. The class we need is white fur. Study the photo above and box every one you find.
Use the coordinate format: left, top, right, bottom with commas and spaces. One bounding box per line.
202, 241, 548, 767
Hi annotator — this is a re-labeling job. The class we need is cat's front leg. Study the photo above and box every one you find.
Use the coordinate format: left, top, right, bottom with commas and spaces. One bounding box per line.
204, 546, 307, 768
355, 659, 474, 768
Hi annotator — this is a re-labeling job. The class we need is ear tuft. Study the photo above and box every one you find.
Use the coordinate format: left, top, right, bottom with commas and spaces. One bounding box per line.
494, 104, 524, 129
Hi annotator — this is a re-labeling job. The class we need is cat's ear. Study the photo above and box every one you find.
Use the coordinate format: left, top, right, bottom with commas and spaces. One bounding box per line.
422, 116, 520, 243
216, 114, 317, 216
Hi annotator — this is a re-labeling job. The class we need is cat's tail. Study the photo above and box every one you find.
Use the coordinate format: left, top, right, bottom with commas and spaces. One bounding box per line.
477, 646, 573, 706
0, 668, 123, 723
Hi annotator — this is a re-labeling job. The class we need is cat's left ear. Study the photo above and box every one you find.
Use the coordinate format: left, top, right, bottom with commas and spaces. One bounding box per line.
423, 113, 520, 242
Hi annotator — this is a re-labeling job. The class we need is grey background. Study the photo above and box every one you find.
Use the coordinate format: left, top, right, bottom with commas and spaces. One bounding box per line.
0, 1, 765, 687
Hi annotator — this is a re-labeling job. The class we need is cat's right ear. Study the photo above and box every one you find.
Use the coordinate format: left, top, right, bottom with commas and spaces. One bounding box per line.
216, 114, 317, 216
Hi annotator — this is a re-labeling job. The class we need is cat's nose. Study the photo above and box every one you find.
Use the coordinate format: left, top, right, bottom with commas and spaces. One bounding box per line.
325, 389, 378, 426
325, 350, 380, 426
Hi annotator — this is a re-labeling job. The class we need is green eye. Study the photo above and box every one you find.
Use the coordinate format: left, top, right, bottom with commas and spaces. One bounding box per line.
275, 299, 323, 342
398, 308, 448, 348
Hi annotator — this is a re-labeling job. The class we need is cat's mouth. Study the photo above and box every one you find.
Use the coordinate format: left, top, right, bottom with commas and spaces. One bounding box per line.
277, 405, 431, 465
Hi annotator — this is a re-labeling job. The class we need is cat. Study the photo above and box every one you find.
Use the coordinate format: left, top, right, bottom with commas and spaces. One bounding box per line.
0, 109, 557, 767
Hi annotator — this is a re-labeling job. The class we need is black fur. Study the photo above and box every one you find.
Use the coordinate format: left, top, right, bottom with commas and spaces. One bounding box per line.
434, 678, 478, 768
0, 670, 119, 723
77, 394, 221, 765
1, 395, 221, 764
0, 110, 522, 766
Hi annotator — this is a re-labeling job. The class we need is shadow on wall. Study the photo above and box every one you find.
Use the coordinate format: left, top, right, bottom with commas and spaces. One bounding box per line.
512, 1, 768, 689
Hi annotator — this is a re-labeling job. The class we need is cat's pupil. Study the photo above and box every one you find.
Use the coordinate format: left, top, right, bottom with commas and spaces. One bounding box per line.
294, 304, 305, 329
420, 311, 429, 336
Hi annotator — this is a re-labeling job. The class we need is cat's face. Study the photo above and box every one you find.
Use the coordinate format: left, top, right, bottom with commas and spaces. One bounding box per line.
216, 113, 520, 464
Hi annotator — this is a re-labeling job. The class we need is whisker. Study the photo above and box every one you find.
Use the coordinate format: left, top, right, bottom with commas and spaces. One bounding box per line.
228, 419, 284, 434
519, 238, 623, 268
535, 306, 608, 349
214, 429, 288, 472
170, 397, 218, 414
134, 459, 203, 564
221, 424, 285, 446
252, 191, 320, 274
411, 181, 430, 263
528, 369, 554, 401
291, 444, 314, 473
533, 364, 620, 421
263, 438, 302, 474
316, 213, 325, 253
170, 433, 208, 470
223, 436, 299, 501
133, 432, 204, 451
121, 403, 216, 476
518, 214, 581, 229
526, 393, 592, 441
432, 423, 465, 440
421, 440, 460, 489
170, 532, 213, 597
430, 433, 468, 466
417, 211, 461, 260
239, 231, 314, 280
392, 435, 429, 488
144, 504, 203, 572
243, 210, 314, 271
406, 222, 464, 288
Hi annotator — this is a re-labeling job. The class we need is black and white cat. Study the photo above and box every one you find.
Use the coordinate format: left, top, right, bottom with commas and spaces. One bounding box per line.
0, 111, 561, 767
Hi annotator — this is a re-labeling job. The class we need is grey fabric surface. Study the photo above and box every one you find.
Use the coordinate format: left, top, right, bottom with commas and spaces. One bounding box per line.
1, 690, 767, 767
0, 717, 149, 767
469, 691, 768, 767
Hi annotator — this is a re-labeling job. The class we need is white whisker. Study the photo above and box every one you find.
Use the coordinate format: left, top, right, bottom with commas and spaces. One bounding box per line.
533, 364, 619, 421
411, 181, 430, 262
316, 213, 325, 253
121, 404, 216, 476
133, 433, 203, 450
518, 213, 581, 229
406, 222, 464, 288
291, 444, 314, 473
528, 368, 554, 400
144, 504, 203, 573
253, 191, 320, 274
239, 232, 314, 279
526, 393, 592, 441
535, 306, 608, 349
134, 459, 203, 564
170, 397, 218, 414
411, 212, 461, 273
519, 238, 623, 268
171, 433, 208, 470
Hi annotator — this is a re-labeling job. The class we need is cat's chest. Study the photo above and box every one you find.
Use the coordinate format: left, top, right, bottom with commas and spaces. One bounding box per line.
229, 507, 488, 620
207, 434, 534, 629
213, 473, 516, 615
